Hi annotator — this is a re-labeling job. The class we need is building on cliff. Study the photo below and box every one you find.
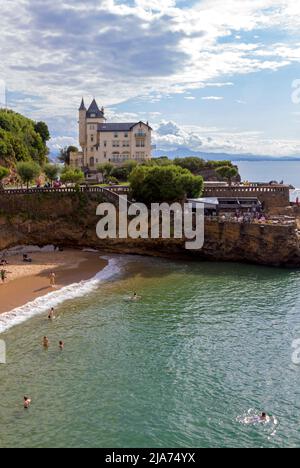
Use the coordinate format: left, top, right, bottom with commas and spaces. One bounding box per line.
70, 98, 152, 177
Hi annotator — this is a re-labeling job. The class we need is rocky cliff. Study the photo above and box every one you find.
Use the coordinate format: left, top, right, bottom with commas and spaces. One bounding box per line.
0, 192, 299, 267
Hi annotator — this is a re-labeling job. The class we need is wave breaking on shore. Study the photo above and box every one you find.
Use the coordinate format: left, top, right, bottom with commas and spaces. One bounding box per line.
0, 257, 121, 334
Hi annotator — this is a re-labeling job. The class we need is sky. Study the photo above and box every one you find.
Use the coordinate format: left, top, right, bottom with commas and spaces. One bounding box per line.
1, 0, 300, 156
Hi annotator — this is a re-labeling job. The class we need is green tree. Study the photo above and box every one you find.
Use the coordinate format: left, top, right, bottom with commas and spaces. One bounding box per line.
97, 163, 114, 183
174, 157, 206, 174
216, 165, 239, 186
0, 109, 49, 166
129, 165, 203, 204
16, 161, 41, 189
58, 146, 78, 165
44, 164, 60, 186
0, 165, 9, 190
60, 168, 84, 186
34, 121, 50, 143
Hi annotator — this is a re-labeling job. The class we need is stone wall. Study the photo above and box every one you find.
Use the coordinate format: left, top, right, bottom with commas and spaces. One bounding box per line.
203, 184, 290, 210
0, 191, 299, 267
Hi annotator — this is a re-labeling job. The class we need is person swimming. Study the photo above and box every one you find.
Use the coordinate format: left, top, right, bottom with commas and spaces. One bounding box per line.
259, 412, 269, 422
59, 341, 64, 350
43, 336, 49, 348
48, 308, 55, 320
131, 292, 140, 301
24, 396, 31, 409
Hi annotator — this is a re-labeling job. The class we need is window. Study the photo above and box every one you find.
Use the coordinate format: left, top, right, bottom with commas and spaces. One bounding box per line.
123, 141, 130, 147
104, 152, 107, 159
91, 135, 94, 142
104, 141, 107, 147
124, 133, 128, 138
136, 140, 145, 148
90, 157, 95, 167
90, 114, 96, 118
90, 147, 94, 152
113, 141, 120, 148
90, 125, 95, 130
114, 133, 119, 138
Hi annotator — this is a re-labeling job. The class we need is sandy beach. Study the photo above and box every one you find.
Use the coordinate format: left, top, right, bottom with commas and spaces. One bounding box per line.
0, 249, 107, 314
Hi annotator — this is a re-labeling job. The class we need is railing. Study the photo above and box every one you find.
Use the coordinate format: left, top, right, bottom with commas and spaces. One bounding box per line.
1, 186, 129, 196
204, 185, 290, 194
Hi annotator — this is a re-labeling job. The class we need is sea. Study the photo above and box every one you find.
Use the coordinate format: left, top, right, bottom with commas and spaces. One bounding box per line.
235, 160, 300, 202
0, 162, 300, 448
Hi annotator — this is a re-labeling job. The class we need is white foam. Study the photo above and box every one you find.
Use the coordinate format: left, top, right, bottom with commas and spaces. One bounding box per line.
0, 257, 121, 334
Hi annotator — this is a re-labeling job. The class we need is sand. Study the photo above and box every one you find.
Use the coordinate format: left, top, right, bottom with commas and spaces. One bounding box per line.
0, 249, 107, 314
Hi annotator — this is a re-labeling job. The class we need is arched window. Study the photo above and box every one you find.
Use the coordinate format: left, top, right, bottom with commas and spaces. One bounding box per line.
112, 152, 120, 162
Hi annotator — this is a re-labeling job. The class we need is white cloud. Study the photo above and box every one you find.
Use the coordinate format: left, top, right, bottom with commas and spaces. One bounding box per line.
153, 120, 300, 156
1, 0, 300, 153
201, 96, 224, 100
1, 0, 300, 116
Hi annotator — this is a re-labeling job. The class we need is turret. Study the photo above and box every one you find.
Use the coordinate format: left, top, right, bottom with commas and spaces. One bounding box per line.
79, 98, 87, 148
86, 99, 106, 124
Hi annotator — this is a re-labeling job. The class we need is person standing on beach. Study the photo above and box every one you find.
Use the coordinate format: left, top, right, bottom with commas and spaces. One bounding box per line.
49, 272, 56, 288
0, 269, 6, 283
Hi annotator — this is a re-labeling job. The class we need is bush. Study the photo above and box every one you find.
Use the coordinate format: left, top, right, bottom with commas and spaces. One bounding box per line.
0, 165, 10, 189
107, 176, 119, 185
60, 168, 84, 185
16, 161, 41, 189
129, 165, 203, 204
111, 166, 129, 182
44, 164, 60, 185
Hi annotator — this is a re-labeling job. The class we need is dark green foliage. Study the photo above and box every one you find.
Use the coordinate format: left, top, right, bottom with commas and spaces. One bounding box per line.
216, 166, 239, 185
129, 165, 204, 204
34, 121, 50, 143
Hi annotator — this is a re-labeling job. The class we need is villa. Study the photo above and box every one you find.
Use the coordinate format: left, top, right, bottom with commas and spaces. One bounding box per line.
70, 98, 152, 178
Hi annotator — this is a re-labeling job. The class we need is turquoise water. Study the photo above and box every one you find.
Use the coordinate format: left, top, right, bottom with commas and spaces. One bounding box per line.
1, 256, 300, 448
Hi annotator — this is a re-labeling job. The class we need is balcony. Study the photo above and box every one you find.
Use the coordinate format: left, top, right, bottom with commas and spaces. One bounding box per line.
135, 132, 147, 138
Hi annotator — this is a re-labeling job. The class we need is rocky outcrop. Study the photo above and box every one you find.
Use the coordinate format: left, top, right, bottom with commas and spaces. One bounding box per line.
0, 192, 299, 267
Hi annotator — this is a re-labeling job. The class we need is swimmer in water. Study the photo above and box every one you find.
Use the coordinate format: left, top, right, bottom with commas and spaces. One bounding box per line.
48, 308, 55, 320
260, 412, 269, 422
59, 341, 64, 350
43, 336, 49, 348
24, 396, 31, 409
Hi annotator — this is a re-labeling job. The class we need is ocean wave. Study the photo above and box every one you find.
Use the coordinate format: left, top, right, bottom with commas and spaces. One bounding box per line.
0, 257, 121, 334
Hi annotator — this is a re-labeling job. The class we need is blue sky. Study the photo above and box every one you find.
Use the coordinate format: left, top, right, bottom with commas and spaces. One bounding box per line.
1, 0, 300, 156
